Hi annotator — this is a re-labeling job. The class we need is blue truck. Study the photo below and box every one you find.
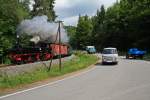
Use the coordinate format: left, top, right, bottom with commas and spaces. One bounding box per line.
126, 48, 146, 59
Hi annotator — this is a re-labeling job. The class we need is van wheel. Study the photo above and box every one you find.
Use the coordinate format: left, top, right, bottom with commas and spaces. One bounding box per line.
126, 54, 129, 59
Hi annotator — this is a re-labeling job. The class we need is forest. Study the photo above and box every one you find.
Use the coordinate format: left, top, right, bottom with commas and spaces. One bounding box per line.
68, 0, 150, 52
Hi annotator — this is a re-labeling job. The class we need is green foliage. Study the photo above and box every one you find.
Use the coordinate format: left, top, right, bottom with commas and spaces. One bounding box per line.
0, 53, 98, 88
0, 0, 30, 51
92, 5, 106, 50
75, 15, 93, 49
71, 0, 150, 52
32, 0, 56, 21
65, 26, 77, 49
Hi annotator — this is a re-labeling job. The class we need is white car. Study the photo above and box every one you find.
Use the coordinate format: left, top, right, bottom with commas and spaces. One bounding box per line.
102, 48, 118, 64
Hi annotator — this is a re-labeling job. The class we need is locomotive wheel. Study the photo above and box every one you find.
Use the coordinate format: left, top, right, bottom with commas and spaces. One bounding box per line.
16, 61, 24, 65
32, 55, 37, 62
40, 54, 46, 61
27, 56, 35, 63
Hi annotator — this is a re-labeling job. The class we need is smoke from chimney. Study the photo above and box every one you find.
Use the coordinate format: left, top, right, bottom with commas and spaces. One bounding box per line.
17, 15, 69, 44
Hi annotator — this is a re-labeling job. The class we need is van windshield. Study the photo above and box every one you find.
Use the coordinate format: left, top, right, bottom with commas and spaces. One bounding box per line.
103, 49, 117, 54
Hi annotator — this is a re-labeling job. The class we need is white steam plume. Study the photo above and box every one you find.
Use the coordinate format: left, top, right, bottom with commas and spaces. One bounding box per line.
17, 15, 69, 44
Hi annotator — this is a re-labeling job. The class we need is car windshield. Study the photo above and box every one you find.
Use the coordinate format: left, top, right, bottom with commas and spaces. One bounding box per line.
103, 49, 117, 54
89, 48, 95, 51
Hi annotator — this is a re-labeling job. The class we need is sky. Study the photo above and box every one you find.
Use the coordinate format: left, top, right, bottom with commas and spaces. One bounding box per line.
54, 0, 117, 26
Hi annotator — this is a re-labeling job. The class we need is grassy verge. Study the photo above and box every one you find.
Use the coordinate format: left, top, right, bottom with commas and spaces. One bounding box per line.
144, 54, 150, 61
0, 51, 99, 88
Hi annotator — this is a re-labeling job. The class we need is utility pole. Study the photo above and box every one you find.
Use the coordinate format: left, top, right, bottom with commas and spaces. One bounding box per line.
116, 0, 119, 3
58, 21, 63, 71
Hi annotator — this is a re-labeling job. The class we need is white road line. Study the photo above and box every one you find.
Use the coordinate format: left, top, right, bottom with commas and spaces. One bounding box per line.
0, 66, 96, 99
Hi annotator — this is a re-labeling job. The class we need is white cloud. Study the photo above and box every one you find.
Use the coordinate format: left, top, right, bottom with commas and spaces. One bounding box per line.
55, 0, 71, 8
63, 16, 79, 26
54, 0, 117, 26
99, 0, 117, 8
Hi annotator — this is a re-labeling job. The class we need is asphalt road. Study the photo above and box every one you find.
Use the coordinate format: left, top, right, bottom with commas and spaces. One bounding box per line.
1, 57, 150, 100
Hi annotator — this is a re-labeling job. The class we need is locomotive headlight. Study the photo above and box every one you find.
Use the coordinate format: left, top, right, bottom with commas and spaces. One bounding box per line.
17, 35, 19, 38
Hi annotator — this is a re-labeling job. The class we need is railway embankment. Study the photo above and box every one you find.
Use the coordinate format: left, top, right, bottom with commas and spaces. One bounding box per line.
0, 55, 75, 76
0, 52, 99, 89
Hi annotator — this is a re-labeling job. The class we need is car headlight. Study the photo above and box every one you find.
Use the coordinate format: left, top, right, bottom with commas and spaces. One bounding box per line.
102, 56, 106, 61
102, 56, 107, 60
113, 57, 117, 61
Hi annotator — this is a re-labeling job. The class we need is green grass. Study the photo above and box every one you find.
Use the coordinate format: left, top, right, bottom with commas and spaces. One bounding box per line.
0, 51, 99, 88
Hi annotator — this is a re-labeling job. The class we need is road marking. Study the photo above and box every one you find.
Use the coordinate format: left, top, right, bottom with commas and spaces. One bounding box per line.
0, 66, 96, 99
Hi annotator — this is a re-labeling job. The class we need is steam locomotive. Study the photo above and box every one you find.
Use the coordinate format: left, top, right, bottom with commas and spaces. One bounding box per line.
7, 39, 71, 64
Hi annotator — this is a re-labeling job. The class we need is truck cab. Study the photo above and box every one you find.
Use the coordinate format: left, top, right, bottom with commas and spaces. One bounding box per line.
126, 48, 146, 59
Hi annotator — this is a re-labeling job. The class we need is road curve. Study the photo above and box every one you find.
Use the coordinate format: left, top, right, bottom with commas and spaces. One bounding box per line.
1, 57, 150, 100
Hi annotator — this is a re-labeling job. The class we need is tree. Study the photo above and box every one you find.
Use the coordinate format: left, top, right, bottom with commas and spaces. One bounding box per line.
0, 0, 29, 53
65, 26, 77, 49
19, 0, 31, 12
75, 15, 93, 49
91, 0, 150, 51
92, 5, 106, 50
32, 0, 56, 21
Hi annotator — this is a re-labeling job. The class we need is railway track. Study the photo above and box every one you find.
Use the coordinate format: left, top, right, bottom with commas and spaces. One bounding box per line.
0, 55, 73, 68
0, 55, 74, 76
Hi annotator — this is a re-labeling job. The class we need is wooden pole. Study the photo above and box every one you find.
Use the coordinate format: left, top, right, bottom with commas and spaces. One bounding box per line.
58, 21, 62, 71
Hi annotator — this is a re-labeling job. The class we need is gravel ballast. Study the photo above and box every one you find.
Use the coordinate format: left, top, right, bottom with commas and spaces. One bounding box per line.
0, 55, 75, 76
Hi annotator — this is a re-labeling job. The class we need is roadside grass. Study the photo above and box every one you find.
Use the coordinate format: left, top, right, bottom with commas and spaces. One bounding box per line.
144, 54, 150, 61
0, 51, 99, 88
